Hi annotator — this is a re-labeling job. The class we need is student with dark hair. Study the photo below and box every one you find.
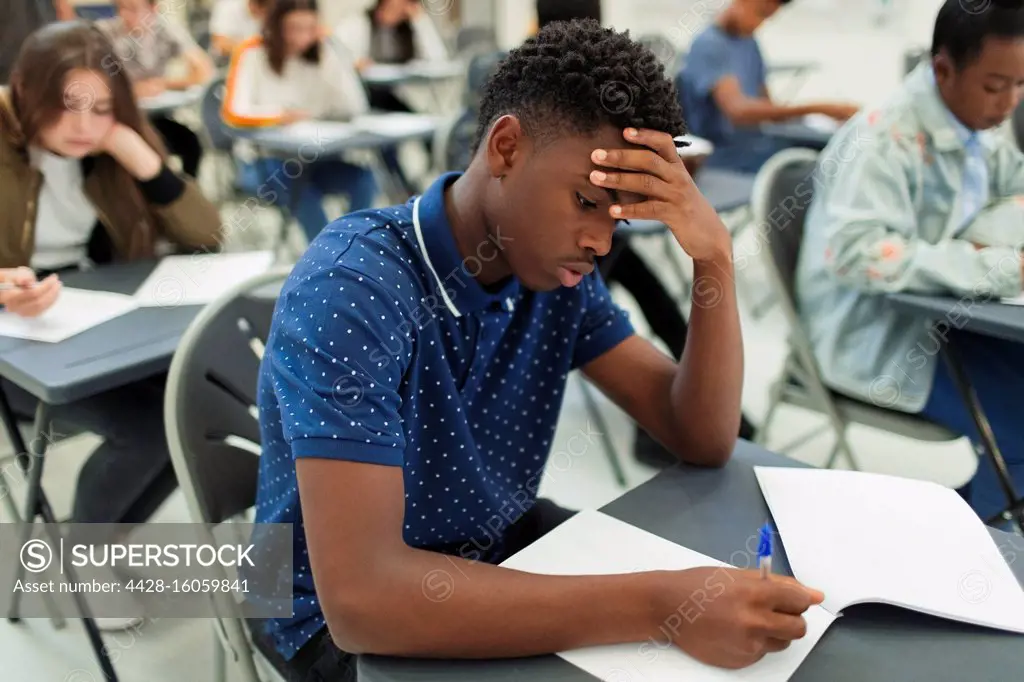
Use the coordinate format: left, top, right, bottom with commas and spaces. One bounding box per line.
0, 22, 222, 627
99, 0, 214, 178
222, 0, 379, 242
254, 19, 823, 679
335, 0, 449, 113
534, 2, 758, 459
797, 0, 1024, 522
681, 0, 860, 173
0, 0, 74, 84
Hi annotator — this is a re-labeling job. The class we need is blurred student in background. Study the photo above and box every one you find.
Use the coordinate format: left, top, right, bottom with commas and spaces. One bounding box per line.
680, 0, 859, 173
797, 0, 1024, 523
335, 0, 449, 113
535, 0, 758, 461
0, 0, 75, 84
222, 0, 379, 242
0, 23, 221, 627
99, 0, 214, 178
210, 0, 272, 61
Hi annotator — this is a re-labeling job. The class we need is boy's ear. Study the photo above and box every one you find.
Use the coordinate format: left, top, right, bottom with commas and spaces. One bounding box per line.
932, 50, 954, 84
485, 115, 525, 180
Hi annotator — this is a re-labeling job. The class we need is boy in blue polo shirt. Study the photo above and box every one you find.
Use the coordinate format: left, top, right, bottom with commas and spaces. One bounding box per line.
255, 19, 824, 679
680, 0, 860, 172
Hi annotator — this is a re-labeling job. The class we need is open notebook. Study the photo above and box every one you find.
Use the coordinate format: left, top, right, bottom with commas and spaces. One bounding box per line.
500, 510, 837, 682
133, 251, 275, 308
754, 467, 1024, 633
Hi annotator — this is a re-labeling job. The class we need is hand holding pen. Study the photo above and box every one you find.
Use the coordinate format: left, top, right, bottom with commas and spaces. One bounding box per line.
0, 267, 61, 318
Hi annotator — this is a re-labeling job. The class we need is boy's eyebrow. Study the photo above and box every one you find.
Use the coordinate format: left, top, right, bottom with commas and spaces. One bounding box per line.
581, 173, 621, 204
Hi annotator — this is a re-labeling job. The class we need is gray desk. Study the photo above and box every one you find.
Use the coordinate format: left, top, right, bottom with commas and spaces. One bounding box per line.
358, 441, 1024, 682
889, 292, 1024, 345
140, 86, 205, 117
760, 121, 833, 151
0, 261, 200, 405
360, 61, 464, 88
240, 114, 441, 203
240, 115, 441, 157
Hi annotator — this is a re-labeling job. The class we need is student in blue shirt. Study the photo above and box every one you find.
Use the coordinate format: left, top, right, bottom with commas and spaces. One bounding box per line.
797, 0, 1024, 522
680, 0, 860, 173
254, 19, 824, 680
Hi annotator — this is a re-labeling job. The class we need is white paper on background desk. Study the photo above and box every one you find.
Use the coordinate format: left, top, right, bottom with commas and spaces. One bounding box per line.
134, 251, 275, 308
139, 85, 204, 112
500, 510, 836, 682
353, 113, 438, 138
1000, 292, 1024, 305
0, 288, 138, 343
269, 121, 358, 143
754, 467, 1024, 633
801, 114, 840, 133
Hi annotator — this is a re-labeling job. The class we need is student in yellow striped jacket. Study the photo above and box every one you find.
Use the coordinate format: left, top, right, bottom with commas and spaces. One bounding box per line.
222, 0, 378, 242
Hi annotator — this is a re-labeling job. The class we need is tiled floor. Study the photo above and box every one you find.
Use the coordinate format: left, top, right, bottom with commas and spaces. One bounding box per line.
0, 3, 986, 680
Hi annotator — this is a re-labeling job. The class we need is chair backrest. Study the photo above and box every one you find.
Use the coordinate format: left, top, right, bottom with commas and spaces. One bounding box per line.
436, 108, 479, 173
903, 47, 929, 76
464, 50, 507, 111
200, 75, 235, 153
752, 148, 819, 305
1013, 100, 1024, 153
165, 267, 290, 527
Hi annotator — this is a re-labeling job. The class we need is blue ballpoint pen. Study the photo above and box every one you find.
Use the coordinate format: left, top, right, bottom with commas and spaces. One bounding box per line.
758, 522, 773, 579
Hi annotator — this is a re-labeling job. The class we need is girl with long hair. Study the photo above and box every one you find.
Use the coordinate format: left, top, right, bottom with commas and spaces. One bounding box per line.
0, 21, 221, 627
222, 0, 380, 242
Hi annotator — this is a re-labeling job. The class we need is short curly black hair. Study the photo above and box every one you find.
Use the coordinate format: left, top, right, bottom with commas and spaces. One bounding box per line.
472, 19, 686, 155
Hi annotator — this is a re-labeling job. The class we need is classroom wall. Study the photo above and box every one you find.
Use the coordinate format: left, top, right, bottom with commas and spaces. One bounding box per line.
492, 0, 945, 107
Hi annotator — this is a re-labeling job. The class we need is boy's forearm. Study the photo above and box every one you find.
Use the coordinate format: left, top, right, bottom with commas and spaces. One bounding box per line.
729, 99, 820, 126
325, 547, 662, 658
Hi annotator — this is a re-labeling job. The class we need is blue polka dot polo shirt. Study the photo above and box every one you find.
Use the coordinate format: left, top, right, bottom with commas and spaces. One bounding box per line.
254, 172, 635, 660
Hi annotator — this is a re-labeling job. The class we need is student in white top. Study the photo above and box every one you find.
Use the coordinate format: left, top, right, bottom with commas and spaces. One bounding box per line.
210, 0, 271, 60
223, 0, 378, 241
99, 0, 215, 178
335, 0, 449, 113
0, 22, 221, 628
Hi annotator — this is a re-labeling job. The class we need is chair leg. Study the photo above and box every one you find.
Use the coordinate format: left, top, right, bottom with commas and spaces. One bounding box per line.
578, 378, 628, 488
213, 627, 227, 682
824, 425, 861, 471
755, 380, 784, 447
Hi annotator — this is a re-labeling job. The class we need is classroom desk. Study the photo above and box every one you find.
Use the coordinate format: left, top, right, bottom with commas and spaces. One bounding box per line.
240, 114, 441, 204
359, 61, 465, 88
888, 293, 1024, 528
0, 261, 201, 405
760, 120, 834, 151
140, 86, 205, 117
0, 260, 201, 682
357, 441, 1024, 682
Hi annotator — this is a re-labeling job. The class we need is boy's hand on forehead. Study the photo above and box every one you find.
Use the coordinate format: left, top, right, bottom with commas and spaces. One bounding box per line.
590, 128, 731, 263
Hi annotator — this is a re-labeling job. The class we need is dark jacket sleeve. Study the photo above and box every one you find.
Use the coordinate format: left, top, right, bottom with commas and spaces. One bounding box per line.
140, 165, 224, 250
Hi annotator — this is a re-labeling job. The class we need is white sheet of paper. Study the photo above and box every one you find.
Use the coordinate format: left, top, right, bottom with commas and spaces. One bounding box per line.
755, 467, 1024, 633
0, 288, 138, 343
352, 113, 438, 138
268, 121, 358, 144
500, 510, 836, 682
140, 85, 204, 112
1001, 293, 1024, 305
802, 113, 840, 133
134, 252, 275, 308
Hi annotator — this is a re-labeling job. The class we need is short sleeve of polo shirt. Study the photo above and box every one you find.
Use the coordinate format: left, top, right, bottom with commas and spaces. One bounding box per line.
268, 264, 412, 466
688, 31, 735, 97
570, 271, 634, 369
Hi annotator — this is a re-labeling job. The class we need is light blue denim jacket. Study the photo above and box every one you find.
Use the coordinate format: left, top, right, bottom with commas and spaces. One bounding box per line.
796, 63, 1024, 412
